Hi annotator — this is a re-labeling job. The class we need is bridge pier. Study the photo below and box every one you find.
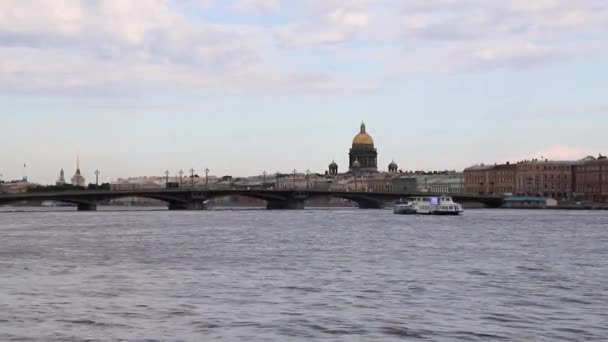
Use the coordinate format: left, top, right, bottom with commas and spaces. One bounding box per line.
356, 200, 385, 209
266, 199, 305, 210
168, 201, 206, 211
77, 203, 97, 211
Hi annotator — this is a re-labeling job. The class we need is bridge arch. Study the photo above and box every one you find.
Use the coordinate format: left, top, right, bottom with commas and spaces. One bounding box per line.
313, 193, 388, 209
204, 191, 295, 209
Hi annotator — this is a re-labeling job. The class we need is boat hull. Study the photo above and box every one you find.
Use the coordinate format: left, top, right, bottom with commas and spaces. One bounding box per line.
431, 211, 463, 216
394, 208, 417, 215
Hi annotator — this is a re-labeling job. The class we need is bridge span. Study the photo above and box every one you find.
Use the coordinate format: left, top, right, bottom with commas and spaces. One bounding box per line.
0, 189, 505, 211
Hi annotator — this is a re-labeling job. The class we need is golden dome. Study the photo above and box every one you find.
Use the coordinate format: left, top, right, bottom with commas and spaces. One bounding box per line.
352, 122, 374, 146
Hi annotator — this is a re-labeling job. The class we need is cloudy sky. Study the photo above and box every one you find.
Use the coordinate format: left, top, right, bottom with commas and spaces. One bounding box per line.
1, 0, 607, 184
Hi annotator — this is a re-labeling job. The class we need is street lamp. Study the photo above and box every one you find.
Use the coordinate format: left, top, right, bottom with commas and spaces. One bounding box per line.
178, 170, 184, 187
205, 168, 210, 186
190, 168, 195, 187
306, 169, 310, 189
165, 170, 170, 185
263, 171, 267, 189
292, 169, 297, 189
95, 169, 100, 187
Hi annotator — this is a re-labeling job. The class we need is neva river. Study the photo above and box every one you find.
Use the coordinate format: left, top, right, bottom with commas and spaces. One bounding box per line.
1, 209, 607, 341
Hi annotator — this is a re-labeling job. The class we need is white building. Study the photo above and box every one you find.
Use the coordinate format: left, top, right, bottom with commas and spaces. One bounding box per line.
392, 172, 464, 194
71, 157, 86, 187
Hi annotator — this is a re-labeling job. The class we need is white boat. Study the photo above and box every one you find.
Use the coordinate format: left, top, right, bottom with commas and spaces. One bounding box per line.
393, 196, 464, 216
393, 201, 418, 215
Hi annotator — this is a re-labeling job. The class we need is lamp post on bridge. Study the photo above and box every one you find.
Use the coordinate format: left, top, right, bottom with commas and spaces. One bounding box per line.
292, 169, 297, 189
95, 169, 100, 187
205, 168, 210, 186
190, 168, 195, 187
262, 171, 267, 189
165, 170, 170, 186
306, 169, 310, 189
178, 170, 184, 187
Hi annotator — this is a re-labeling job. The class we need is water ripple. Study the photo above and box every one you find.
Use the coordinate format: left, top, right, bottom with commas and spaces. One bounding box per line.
1, 209, 607, 341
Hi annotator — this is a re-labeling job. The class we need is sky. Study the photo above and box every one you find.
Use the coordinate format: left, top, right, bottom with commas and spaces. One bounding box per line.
1, 0, 608, 184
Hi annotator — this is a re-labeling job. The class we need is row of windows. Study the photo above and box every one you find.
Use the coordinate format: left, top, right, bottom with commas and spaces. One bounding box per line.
575, 187, 607, 193
520, 165, 571, 171
576, 166, 607, 172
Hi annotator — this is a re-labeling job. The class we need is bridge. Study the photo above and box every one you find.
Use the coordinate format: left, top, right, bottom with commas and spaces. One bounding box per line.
0, 189, 505, 211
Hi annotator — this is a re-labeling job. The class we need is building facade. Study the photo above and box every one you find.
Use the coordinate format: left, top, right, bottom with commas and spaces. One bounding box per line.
515, 160, 575, 199
394, 172, 464, 194
464, 163, 517, 195
465, 159, 581, 199
365, 174, 398, 192
573, 156, 608, 201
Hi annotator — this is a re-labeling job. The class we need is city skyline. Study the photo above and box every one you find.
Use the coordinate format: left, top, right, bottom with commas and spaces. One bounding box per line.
1, 1, 608, 183
1, 118, 603, 186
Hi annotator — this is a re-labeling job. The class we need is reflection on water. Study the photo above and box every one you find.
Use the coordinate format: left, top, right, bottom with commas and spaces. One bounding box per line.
1, 209, 607, 341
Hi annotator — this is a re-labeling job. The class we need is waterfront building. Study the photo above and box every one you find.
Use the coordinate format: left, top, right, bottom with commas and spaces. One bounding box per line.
573, 155, 608, 202
394, 171, 464, 194
111, 176, 163, 191
366, 173, 397, 192
56, 169, 66, 186
464, 164, 493, 194
465, 159, 578, 199
464, 163, 516, 195
349, 122, 378, 173
275, 173, 313, 190
0, 180, 35, 194
71, 157, 86, 187
515, 160, 576, 199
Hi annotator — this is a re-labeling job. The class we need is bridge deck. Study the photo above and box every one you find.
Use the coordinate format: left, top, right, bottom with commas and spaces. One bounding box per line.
0, 189, 505, 210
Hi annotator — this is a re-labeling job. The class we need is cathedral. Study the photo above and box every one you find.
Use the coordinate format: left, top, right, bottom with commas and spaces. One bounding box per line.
328, 122, 400, 176
349, 122, 378, 172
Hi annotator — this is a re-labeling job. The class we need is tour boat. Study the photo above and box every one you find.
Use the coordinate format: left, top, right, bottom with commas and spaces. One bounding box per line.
393, 196, 464, 216
393, 200, 418, 215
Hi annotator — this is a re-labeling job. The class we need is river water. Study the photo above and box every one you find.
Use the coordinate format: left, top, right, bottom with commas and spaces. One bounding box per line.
1, 209, 607, 341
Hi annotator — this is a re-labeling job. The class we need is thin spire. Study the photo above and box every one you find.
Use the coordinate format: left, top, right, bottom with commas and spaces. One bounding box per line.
360, 121, 366, 133
76, 155, 81, 174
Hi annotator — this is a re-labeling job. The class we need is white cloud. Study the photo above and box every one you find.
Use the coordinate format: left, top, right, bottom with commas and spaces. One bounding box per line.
234, 0, 281, 15
275, 7, 370, 47
0, 0, 607, 96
